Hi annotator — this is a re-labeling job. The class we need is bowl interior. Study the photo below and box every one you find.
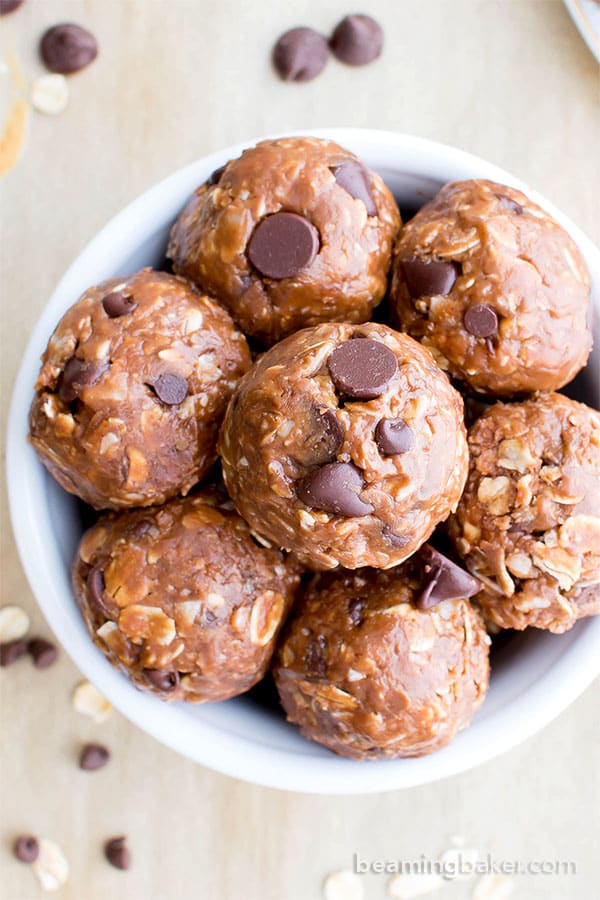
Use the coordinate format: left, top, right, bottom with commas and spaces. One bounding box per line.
8, 129, 600, 793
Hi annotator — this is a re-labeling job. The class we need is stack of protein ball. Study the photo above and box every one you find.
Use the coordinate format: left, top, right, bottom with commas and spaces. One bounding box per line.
29, 137, 600, 761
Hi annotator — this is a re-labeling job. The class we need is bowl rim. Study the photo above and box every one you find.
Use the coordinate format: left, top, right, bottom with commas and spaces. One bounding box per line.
7, 128, 600, 795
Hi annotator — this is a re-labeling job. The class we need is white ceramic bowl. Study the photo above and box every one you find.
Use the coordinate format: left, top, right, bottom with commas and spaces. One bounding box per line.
7, 129, 600, 794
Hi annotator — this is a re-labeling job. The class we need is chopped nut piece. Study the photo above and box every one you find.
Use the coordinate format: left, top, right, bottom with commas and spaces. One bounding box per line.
0, 605, 30, 642
323, 870, 364, 900
32, 839, 69, 892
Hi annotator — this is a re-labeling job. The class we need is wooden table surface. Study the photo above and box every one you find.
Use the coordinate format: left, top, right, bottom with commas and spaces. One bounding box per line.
1, 2, 598, 898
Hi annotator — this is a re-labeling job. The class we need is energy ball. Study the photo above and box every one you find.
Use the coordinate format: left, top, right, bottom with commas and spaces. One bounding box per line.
29, 268, 251, 509
219, 322, 468, 570
449, 393, 600, 633
168, 137, 400, 344
72, 489, 302, 702
273, 546, 490, 759
390, 179, 592, 397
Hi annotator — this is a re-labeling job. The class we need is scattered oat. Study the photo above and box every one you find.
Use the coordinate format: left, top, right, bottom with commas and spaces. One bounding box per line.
72, 680, 112, 722
388, 872, 444, 899
472, 873, 514, 899
323, 870, 364, 900
31, 74, 69, 115
0, 605, 30, 642
0, 98, 29, 177
32, 839, 69, 892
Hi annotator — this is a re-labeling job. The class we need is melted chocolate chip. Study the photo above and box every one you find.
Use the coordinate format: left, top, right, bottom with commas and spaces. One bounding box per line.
40, 24, 98, 74
400, 258, 458, 299
297, 462, 374, 517
464, 304, 499, 338
104, 836, 131, 870
14, 835, 39, 864
496, 193, 523, 215
207, 164, 226, 185
86, 566, 115, 619
381, 525, 409, 548
375, 418, 415, 456
330, 14, 383, 66
143, 668, 180, 692
102, 290, 137, 318
347, 598, 366, 627
272, 27, 329, 82
58, 357, 107, 403
300, 407, 344, 465
149, 373, 188, 406
330, 161, 376, 216
248, 212, 320, 279
414, 545, 480, 610
327, 339, 397, 400
304, 635, 327, 676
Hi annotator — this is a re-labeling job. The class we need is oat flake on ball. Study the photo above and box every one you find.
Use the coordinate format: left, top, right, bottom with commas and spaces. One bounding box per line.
168, 137, 400, 344
219, 322, 468, 570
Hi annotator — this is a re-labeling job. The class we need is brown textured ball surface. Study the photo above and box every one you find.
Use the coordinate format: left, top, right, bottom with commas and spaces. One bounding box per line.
29, 269, 251, 509
449, 393, 600, 633
273, 554, 490, 759
72, 489, 302, 702
390, 179, 591, 397
219, 322, 468, 570
168, 137, 400, 344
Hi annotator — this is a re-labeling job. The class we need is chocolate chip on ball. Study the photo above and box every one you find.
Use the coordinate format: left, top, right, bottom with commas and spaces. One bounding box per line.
297, 461, 374, 517
272, 27, 329, 82
330, 14, 383, 66
400, 259, 458, 299
40, 24, 98, 75
327, 338, 397, 400
247, 212, 320, 279
330, 161, 376, 215
464, 304, 499, 338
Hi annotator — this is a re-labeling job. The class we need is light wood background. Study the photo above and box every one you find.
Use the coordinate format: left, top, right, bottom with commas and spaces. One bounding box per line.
1, 2, 598, 898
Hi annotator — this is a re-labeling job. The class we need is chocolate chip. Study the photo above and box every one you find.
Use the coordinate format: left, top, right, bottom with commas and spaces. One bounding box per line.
347, 598, 366, 627
297, 462, 374, 517
400, 258, 458, 299
304, 635, 327, 677
496, 193, 523, 215
301, 407, 344, 465
207, 164, 226, 185
0, 0, 24, 15
58, 357, 107, 403
86, 566, 113, 618
143, 668, 180, 692
327, 338, 397, 400
464, 304, 499, 338
414, 545, 480, 610
272, 27, 329, 82
247, 212, 319, 279
14, 835, 39, 864
104, 836, 131, 871
375, 418, 415, 456
27, 638, 58, 668
80, 742, 111, 771
330, 161, 376, 216
40, 24, 98, 74
150, 373, 188, 406
330, 14, 383, 66
0, 638, 28, 667
102, 290, 136, 318
381, 525, 409, 547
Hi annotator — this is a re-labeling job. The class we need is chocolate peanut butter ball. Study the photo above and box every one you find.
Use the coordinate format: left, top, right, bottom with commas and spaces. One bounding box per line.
273, 547, 490, 759
72, 489, 302, 702
219, 322, 468, 570
390, 180, 592, 397
168, 137, 400, 344
449, 393, 600, 633
30, 269, 251, 509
